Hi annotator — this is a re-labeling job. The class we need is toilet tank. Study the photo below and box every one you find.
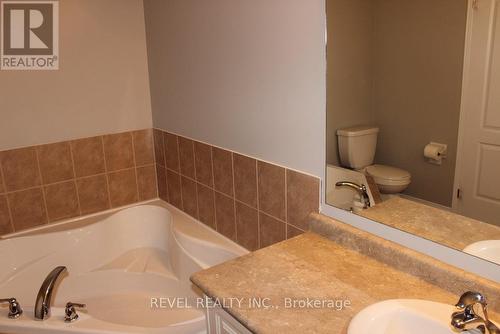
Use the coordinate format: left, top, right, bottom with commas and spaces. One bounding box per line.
337, 126, 379, 169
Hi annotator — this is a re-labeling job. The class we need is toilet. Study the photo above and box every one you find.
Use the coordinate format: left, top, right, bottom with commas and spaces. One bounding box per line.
337, 125, 411, 194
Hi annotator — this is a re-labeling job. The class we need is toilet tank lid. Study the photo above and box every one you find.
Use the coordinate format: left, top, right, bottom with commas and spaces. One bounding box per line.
337, 125, 379, 137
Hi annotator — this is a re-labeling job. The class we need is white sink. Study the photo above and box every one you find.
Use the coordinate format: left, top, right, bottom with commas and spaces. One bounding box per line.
464, 240, 500, 264
348, 299, 459, 334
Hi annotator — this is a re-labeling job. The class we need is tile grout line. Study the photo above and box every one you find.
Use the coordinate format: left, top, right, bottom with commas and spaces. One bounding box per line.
209, 154, 220, 233
163, 132, 169, 202
285, 169, 288, 239
0, 165, 155, 198
150, 129, 159, 198
101, 136, 113, 209
258, 207, 288, 225
255, 159, 261, 248
34, 147, 50, 224
230, 151, 239, 244
209, 144, 218, 232
193, 140, 200, 220
0, 157, 16, 233
130, 132, 141, 202
175, 135, 184, 211
153, 130, 167, 201
69, 141, 82, 217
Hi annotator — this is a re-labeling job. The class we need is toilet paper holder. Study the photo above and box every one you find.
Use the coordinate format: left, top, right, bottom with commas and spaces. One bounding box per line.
424, 142, 447, 165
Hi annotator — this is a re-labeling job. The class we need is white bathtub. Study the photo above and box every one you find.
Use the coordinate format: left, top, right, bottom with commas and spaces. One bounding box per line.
0, 201, 248, 334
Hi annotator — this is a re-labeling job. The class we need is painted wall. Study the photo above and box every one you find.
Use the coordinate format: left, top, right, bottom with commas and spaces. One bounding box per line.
326, 0, 467, 206
372, 0, 467, 206
0, 0, 152, 151
326, 0, 374, 166
144, 0, 326, 178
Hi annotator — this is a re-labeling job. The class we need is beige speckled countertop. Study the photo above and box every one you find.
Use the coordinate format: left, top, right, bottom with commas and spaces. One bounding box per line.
192, 231, 498, 334
359, 197, 500, 250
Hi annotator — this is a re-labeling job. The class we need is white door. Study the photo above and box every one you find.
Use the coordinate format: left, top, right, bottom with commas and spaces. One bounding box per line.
454, 0, 500, 226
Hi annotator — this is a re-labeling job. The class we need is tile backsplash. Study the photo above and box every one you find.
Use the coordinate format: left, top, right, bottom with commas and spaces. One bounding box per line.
0, 127, 320, 252
153, 129, 320, 251
0, 129, 157, 236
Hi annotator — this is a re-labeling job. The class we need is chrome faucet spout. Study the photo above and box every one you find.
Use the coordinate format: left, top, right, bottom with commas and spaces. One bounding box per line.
34, 266, 67, 320
451, 291, 500, 334
335, 181, 371, 208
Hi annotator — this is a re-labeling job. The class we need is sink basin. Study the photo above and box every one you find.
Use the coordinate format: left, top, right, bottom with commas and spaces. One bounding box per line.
348, 299, 459, 334
464, 240, 500, 264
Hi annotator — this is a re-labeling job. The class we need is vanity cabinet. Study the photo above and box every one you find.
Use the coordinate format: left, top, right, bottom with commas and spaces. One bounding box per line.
206, 304, 252, 334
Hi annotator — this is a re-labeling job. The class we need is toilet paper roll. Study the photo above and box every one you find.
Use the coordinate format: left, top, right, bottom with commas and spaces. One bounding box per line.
424, 144, 443, 160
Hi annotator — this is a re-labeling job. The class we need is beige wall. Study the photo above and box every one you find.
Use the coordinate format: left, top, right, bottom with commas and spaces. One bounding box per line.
0, 0, 152, 151
372, 0, 467, 206
144, 0, 326, 178
326, 0, 467, 206
326, 0, 374, 166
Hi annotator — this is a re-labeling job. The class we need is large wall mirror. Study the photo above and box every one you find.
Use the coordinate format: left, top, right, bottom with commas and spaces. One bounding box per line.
325, 0, 500, 265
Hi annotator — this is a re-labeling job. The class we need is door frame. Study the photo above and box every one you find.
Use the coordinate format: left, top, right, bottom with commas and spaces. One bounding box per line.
452, 0, 475, 212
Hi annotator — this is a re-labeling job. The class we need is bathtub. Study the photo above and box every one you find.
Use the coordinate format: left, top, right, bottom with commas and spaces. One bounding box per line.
0, 200, 248, 334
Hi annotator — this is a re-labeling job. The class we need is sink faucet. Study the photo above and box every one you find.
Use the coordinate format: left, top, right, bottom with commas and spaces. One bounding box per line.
34, 266, 67, 320
451, 291, 499, 334
335, 181, 370, 209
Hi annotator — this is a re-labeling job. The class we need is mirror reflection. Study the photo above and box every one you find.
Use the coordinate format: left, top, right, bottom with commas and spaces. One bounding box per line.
325, 0, 500, 264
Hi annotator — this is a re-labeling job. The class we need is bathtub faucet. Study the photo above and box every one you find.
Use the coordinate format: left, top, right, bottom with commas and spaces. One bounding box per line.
34, 266, 67, 320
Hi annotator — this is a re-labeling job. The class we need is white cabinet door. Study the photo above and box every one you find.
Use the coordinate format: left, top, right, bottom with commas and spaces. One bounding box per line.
206, 302, 252, 334
455, 0, 500, 225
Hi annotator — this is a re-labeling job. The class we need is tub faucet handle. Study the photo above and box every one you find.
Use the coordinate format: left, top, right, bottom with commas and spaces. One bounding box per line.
64, 302, 86, 323
0, 297, 23, 319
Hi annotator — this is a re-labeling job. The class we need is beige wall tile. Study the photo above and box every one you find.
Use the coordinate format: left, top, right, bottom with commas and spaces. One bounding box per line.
213, 147, 233, 197
233, 154, 257, 208
259, 213, 285, 248
137, 165, 157, 201
181, 176, 198, 218
194, 141, 213, 187
108, 169, 138, 207
179, 137, 195, 178
133, 129, 155, 166
287, 170, 319, 230
0, 147, 41, 191
166, 169, 183, 209
236, 201, 258, 251
103, 132, 135, 171
71, 137, 106, 177
164, 133, 180, 172
258, 161, 286, 221
8, 188, 47, 231
37, 142, 75, 184
197, 183, 215, 229
215, 192, 236, 241
44, 181, 80, 222
76, 175, 110, 215
0, 195, 13, 235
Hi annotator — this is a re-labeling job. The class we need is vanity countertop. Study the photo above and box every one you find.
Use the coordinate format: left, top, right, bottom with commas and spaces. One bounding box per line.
191, 231, 482, 334
358, 196, 500, 250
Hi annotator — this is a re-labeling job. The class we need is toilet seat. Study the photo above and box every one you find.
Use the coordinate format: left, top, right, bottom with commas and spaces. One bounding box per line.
365, 164, 411, 186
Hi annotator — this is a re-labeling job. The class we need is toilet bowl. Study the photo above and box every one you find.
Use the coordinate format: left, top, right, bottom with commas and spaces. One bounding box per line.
365, 164, 411, 194
337, 126, 411, 194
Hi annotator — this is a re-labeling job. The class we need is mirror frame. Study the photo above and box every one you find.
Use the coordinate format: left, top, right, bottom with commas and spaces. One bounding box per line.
320, 0, 499, 282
